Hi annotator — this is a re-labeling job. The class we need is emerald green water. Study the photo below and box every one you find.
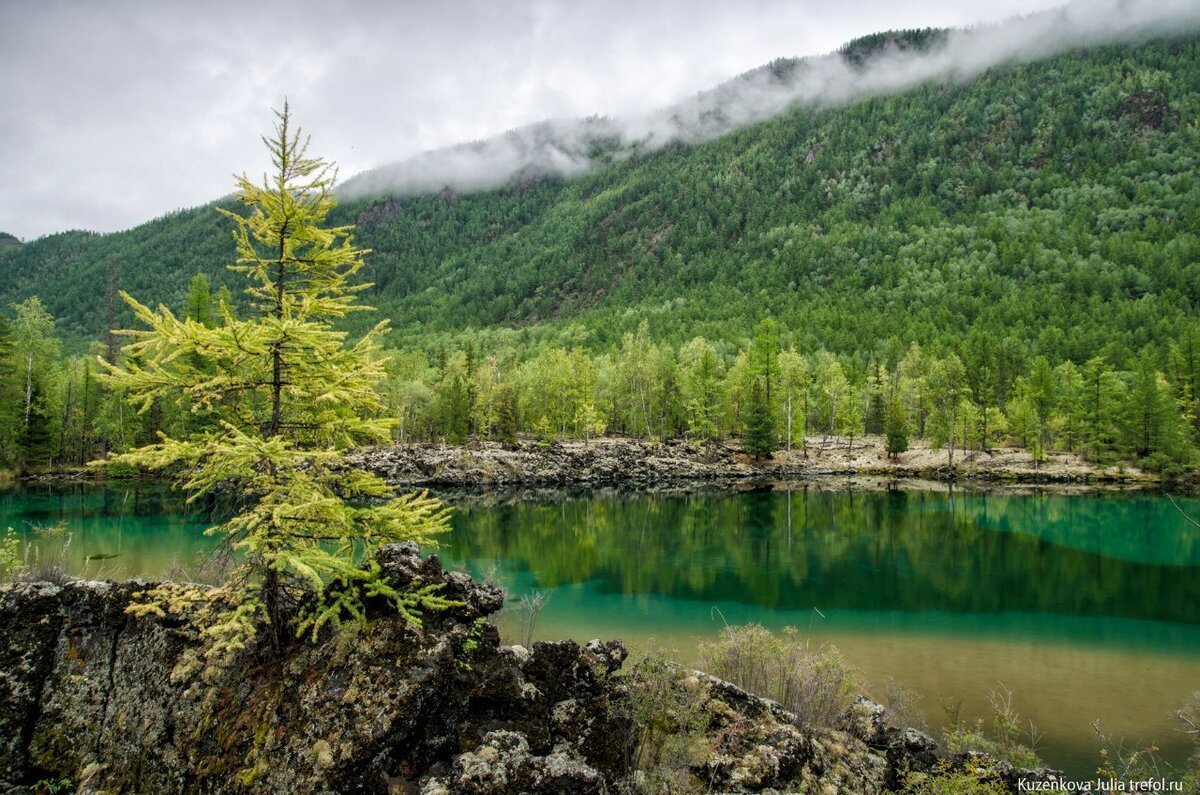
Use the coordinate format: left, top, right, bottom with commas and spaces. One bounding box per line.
3, 482, 1199, 779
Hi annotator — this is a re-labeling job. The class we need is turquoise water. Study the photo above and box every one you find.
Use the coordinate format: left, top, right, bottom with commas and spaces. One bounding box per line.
3, 481, 1199, 779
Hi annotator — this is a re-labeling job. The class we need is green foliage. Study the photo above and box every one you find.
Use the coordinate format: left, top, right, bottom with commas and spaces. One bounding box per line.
902, 771, 1007, 795
698, 623, 858, 728
104, 458, 139, 478
624, 654, 710, 793
6, 36, 1200, 364
101, 105, 452, 657
31, 777, 74, 795
1093, 720, 1171, 784
0, 527, 20, 580
680, 336, 725, 441
741, 380, 776, 459
184, 272, 215, 327
0, 36, 1199, 475
456, 616, 488, 671
885, 395, 909, 459
940, 685, 1043, 770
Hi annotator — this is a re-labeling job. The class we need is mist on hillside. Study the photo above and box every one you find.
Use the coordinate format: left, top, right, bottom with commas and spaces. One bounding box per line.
339, 0, 1200, 201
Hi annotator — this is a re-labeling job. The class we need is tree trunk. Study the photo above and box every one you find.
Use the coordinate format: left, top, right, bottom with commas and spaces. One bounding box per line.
787, 393, 793, 455
24, 350, 33, 426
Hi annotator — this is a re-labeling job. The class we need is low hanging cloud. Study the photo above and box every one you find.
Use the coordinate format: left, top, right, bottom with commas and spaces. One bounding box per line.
339, 0, 1200, 202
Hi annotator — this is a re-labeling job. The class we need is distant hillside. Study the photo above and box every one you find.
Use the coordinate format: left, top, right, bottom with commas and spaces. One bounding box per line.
1, 33, 1198, 366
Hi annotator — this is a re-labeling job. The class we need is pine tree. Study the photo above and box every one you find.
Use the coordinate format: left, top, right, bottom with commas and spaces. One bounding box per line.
885, 395, 909, 460
101, 105, 452, 658
20, 381, 54, 467
742, 380, 776, 459
494, 383, 519, 448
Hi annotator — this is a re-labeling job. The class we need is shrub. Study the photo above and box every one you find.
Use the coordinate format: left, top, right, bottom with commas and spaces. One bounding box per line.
903, 770, 1007, 795
104, 459, 139, 479
624, 654, 709, 794
698, 623, 859, 728
516, 589, 549, 648
940, 685, 1042, 770
0, 527, 19, 580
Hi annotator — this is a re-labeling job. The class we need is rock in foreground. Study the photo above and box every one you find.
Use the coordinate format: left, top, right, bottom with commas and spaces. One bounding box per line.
0, 545, 1058, 793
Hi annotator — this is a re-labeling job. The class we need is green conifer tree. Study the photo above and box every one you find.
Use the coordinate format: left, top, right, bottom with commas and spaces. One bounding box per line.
742, 380, 777, 459
885, 395, 909, 460
494, 383, 519, 448
101, 105, 452, 656
184, 273, 215, 327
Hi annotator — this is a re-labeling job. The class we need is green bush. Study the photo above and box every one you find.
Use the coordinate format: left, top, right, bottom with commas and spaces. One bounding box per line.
104, 459, 140, 479
698, 623, 858, 728
0, 527, 20, 580
940, 686, 1042, 770
903, 771, 1007, 795
624, 654, 709, 794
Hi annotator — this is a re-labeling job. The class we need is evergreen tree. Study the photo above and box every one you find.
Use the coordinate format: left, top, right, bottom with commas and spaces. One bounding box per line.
102, 105, 452, 660
742, 381, 776, 459
0, 314, 13, 376
494, 383, 520, 448
884, 395, 909, 460
750, 319, 779, 406
1082, 356, 1124, 461
864, 371, 886, 436
104, 257, 120, 365
1124, 359, 1192, 469
184, 272, 215, 327
434, 351, 473, 443
20, 381, 54, 467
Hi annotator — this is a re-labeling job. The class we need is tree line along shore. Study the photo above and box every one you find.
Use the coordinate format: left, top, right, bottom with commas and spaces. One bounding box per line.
1, 305, 1196, 482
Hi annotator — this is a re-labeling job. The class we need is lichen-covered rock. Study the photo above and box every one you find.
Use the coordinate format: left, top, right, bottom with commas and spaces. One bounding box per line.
847, 695, 941, 787
688, 671, 888, 793
420, 730, 607, 794
0, 582, 66, 779
0, 546, 508, 794
0, 547, 1064, 794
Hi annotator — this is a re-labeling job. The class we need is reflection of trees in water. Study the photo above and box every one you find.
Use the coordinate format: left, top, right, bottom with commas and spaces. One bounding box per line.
449, 488, 1200, 624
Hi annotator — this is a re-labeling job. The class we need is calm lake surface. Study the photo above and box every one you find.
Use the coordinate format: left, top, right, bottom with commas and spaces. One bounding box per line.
3, 481, 1199, 779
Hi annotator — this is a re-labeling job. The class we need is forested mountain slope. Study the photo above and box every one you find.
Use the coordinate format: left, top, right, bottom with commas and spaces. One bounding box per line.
2, 33, 1198, 366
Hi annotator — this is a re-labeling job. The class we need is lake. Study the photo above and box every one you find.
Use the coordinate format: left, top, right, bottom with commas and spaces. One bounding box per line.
3, 480, 1199, 780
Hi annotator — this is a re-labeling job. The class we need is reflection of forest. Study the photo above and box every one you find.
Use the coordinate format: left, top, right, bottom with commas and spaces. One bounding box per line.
447, 489, 1200, 624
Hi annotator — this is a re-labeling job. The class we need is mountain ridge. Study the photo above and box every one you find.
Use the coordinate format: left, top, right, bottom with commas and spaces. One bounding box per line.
0, 30, 1198, 365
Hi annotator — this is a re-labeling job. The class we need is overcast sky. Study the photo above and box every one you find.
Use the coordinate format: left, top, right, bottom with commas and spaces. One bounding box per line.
0, 0, 1093, 240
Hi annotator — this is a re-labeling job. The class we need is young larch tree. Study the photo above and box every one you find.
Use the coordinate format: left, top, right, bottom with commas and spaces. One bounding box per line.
101, 104, 451, 654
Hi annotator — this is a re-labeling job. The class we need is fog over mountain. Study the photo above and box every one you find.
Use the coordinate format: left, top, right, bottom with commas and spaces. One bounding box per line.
339, 0, 1200, 201
3, 0, 1199, 240
0, 0, 1075, 240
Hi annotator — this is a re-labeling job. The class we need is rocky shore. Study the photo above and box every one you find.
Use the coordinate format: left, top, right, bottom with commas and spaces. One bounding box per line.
0, 544, 1064, 794
351, 436, 1158, 490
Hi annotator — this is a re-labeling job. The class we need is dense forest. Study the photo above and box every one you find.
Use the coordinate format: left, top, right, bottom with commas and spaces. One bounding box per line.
1, 31, 1199, 475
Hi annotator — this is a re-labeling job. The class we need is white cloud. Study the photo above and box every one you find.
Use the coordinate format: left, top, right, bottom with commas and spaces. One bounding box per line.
1, 0, 1192, 240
